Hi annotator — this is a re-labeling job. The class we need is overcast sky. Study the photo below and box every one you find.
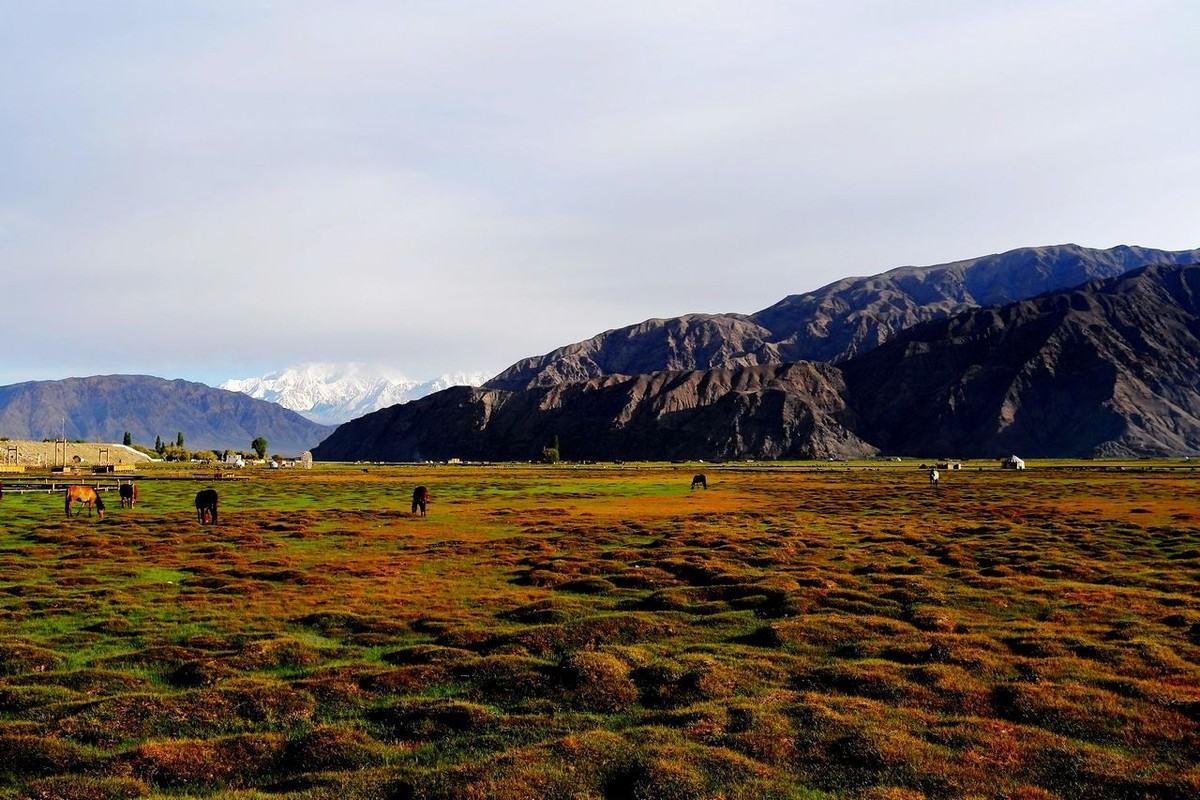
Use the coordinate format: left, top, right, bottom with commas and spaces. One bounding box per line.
2, 1, 1197, 386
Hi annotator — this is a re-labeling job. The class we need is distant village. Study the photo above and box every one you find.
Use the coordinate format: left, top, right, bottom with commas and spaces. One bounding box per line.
0, 434, 313, 474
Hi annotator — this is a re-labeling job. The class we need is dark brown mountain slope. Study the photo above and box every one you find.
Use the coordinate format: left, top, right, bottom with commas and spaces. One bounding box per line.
842, 264, 1200, 457
0, 375, 332, 453
488, 313, 776, 389
316, 265, 1200, 460
313, 362, 875, 462
489, 244, 1200, 389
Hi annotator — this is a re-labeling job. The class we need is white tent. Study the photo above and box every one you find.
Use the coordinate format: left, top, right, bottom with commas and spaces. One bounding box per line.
1001, 455, 1026, 470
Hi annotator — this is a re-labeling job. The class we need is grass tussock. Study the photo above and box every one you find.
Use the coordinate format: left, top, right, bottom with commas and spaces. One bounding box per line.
0, 463, 1195, 798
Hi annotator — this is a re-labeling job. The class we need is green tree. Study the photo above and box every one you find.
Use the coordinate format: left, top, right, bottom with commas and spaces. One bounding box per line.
154, 434, 163, 454
176, 432, 184, 448
122, 431, 132, 447
251, 437, 268, 459
542, 434, 561, 464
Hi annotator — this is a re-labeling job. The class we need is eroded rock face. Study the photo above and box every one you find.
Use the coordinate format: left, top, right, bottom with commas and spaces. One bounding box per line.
314, 362, 876, 462
842, 264, 1200, 457
316, 265, 1200, 460
487, 313, 778, 390
489, 244, 1200, 390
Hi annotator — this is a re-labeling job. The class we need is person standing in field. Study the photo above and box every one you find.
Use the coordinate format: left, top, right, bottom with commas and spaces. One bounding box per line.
928, 467, 940, 488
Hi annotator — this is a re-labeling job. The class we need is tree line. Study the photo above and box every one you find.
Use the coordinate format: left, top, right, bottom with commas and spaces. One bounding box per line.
122, 432, 270, 462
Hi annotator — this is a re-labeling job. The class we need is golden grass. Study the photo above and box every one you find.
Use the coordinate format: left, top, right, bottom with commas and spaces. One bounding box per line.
0, 463, 1196, 798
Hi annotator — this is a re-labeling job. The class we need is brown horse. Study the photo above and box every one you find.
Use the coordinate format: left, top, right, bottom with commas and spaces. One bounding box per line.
65, 485, 105, 519
411, 486, 429, 516
195, 489, 218, 525
119, 482, 138, 508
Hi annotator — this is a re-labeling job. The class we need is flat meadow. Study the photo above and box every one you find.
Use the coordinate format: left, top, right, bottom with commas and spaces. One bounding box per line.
0, 462, 1197, 800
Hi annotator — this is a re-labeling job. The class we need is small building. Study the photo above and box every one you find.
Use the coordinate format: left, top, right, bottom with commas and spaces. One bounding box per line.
1001, 455, 1026, 470
937, 461, 962, 470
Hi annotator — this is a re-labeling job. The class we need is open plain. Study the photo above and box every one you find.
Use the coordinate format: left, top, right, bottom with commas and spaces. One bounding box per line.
0, 463, 1197, 799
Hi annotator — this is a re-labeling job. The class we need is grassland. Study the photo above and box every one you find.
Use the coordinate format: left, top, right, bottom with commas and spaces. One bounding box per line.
0, 463, 1197, 799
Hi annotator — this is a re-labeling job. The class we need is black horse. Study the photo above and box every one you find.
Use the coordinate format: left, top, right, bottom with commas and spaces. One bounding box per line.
195, 489, 218, 525
412, 485, 429, 516
119, 482, 138, 508
691, 473, 707, 490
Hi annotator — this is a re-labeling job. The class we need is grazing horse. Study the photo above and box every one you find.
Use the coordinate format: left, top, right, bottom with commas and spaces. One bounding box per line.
928, 468, 940, 488
691, 474, 707, 491
195, 489, 219, 525
65, 485, 105, 519
119, 482, 138, 509
411, 485, 429, 516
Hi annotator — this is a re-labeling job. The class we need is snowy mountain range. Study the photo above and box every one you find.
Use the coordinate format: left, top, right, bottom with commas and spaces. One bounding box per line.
220, 363, 489, 425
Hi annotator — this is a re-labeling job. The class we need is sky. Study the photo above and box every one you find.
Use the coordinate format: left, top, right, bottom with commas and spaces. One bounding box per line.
1, 1, 1198, 386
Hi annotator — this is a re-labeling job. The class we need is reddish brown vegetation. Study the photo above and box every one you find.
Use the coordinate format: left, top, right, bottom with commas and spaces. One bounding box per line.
0, 464, 1196, 798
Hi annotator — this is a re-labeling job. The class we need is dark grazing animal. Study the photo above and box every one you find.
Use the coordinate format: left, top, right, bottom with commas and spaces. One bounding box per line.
691, 474, 707, 490
119, 482, 138, 508
65, 485, 105, 519
411, 485, 429, 516
195, 489, 219, 525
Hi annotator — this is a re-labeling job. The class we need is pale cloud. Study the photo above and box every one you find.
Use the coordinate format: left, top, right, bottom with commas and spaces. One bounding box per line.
1, 1, 1197, 385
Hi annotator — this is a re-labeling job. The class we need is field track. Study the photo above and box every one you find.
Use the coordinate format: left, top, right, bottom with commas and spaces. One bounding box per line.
0, 463, 1197, 799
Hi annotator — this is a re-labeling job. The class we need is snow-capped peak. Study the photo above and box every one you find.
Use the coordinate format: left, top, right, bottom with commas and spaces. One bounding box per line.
220, 362, 489, 425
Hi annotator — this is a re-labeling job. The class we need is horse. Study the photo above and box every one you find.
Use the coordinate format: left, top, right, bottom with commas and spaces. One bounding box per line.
928, 468, 940, 488
411, 485, 429, 516
691, 474, 707, 491
119, 482, 138, 509
65, 485, 105, 519
195, 489, 218, 525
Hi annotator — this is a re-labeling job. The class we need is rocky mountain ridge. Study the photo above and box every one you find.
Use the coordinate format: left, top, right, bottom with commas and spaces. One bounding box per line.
315, 264, 1200, 461
489, 244, 1200, 389
316, 362, 873, 462
842, 263, 1200, 457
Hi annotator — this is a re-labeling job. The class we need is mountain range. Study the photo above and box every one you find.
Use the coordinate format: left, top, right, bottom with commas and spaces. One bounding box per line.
220, 363, 490, 425
315, 246, 1200, 461
312, 361, 872, 462
4, 244, 1196, 461
0, 376, 331, 454
840, 264, 1200, 457
488, 244, 1200, 389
